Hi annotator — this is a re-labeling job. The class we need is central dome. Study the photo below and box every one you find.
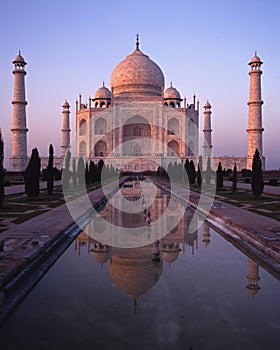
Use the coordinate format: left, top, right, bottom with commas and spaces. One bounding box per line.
110, 46, 165, 97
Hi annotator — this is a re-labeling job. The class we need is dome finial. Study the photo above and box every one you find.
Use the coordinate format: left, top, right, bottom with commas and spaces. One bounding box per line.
255, 50, 257, 56
19, 50, 21, 56
136, 33, 139, 50
170, 81, 172, 88
102, 80, 105, 87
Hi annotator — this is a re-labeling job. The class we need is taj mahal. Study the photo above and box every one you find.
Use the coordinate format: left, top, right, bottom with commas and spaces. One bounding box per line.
8, 36, 264, 172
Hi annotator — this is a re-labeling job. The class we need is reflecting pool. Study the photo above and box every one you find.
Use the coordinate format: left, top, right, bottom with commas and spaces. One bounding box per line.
0, 180, 280, 350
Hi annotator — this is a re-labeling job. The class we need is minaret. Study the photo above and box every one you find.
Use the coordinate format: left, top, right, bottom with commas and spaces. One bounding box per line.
61, 100, 71, 157
10, 52, 28, 172
247, 52, 264, 169
203, 101, 212, 157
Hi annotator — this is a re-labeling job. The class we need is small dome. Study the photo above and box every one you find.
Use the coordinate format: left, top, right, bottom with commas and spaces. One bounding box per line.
162, 242, 180, 264
62, 100, 70, 108
92, 243, 110, 264
110, 45, 165, 97
249, 52, 263, 65
204, 100, 211, 108
13, 51, 26, 65
94, 84, 112, 100
164, 84, 181, 100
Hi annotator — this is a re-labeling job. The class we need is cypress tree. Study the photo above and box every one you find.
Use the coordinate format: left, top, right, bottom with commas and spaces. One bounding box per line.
24, 148, 41, 198
62, 150, 71, 189
188, 160, 196, 185
232, 164, 237, 194
251, 149, 264, 198
89, 160, 96, 184
72, 157, 77, 186
77, 157, 85, 186
46, 144, 54, 194
0, 130, 4, 207
197, 164, 202, 187
216, 161, 223, 189
85, 161, 90, 185
205, 156, 212, 185
184, 158, 190, 183
97, 159, 104, 183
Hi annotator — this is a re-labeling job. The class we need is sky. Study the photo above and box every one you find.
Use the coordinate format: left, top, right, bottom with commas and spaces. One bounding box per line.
0, 0, 279, 169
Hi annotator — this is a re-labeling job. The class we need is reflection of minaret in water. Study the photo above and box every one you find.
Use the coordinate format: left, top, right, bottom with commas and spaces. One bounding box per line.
202, 223, 211, 247
246, 258, 260, 299
75, 234, 91, 255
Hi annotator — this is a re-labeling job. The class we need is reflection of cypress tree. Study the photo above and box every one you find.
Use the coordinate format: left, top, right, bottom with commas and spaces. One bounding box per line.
216, 162, 223, 188
62, 151, 71, 189
24, 148, 41, 198
77, 157, 85, 186
232, 164, 237, 194
251, 149, 264, 198
0, 131, 4, 207
46, 144, 54, 194
72, 157, 77, 186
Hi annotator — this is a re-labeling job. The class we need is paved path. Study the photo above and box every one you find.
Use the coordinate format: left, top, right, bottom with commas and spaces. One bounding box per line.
4, 180, 62, 196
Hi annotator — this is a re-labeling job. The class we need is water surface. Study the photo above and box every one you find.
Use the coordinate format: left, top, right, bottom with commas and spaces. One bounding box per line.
0, 181, 279, 350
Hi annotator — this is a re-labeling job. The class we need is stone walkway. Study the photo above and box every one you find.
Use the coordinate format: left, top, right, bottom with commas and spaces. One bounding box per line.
4, 180, 62, 196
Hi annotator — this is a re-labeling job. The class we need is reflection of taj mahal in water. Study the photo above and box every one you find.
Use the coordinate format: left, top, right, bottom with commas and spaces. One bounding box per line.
9, 36, 265, 172
74, 180, 261, 308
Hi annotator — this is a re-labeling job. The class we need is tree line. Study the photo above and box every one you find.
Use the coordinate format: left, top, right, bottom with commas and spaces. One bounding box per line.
157, 149, 264, 197
0, 136, 265, 206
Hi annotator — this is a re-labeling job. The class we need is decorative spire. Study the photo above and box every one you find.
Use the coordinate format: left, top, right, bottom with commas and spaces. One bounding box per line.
255, 50, 257, 56
19, 50, 21, 56
136, 34, 139, 50
170, 81, 173, 88
102, 81, 105, 87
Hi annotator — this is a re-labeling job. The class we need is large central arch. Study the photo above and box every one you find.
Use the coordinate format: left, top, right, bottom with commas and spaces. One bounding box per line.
123, 115, 151, 156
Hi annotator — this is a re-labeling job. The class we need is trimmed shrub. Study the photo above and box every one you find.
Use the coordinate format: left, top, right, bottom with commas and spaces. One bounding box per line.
251, 149, 264, 197
268, 179, 278, 186
24, 148, 41, 198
